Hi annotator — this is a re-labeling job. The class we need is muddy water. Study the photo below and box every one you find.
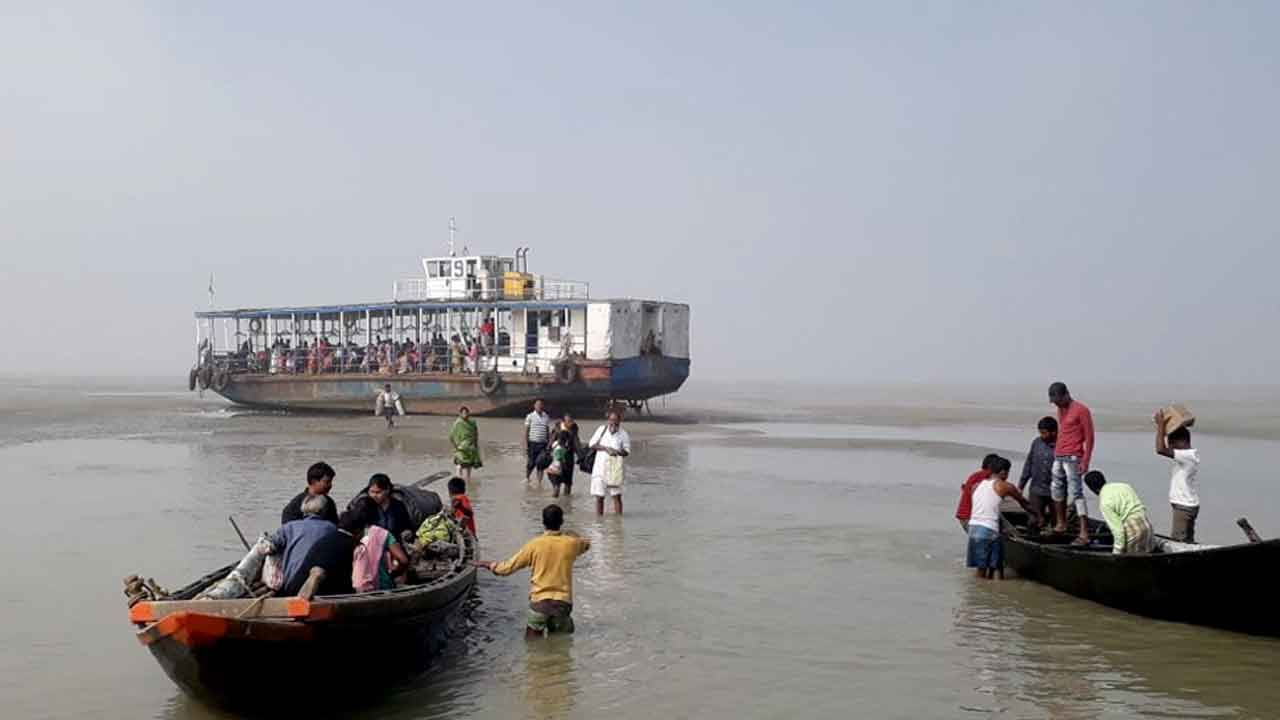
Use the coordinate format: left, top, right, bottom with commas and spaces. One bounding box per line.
2, 378, 1279, 719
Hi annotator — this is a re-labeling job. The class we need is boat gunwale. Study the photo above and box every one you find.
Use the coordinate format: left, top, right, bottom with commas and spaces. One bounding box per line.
1001, 510, 1280, 561
136, 532, 478, 627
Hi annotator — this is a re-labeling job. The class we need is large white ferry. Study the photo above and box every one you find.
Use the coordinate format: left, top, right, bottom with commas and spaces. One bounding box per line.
189, 226, 690, 415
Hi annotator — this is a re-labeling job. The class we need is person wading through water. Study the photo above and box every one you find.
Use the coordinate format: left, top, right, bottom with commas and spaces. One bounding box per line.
481, 504, 590, 637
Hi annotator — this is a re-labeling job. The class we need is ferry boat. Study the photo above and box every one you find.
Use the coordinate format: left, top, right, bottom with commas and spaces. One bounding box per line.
188, 230, 690, 415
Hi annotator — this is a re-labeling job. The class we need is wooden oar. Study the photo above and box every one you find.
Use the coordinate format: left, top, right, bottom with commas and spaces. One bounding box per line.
1237, 517, 1263, 543
228, 515, 251, 551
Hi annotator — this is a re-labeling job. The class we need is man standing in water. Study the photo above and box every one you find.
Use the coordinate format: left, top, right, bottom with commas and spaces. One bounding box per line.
522, 398, 552, 486
375, 383, 401, 428
589, 408, 631, 516
481, 504, 591, 636
968, 456, 1042, 579
1048, 382, 1095, 544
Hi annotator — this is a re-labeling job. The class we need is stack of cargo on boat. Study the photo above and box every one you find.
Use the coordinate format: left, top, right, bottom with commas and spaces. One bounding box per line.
187, 243, 691, 415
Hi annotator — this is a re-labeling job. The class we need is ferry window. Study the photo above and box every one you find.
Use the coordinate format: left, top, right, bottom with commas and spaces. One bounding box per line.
467, 260, 476, 276
441, 262, 452, 278
428, 263, 440, 278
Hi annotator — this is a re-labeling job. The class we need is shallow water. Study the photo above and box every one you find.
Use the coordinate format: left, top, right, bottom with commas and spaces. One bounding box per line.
2, 377, 1279, 719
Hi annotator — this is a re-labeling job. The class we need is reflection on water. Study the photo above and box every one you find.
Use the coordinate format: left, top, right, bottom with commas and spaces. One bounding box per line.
2, 383, 1280, 720
521, 636, 577, 720
954, 580, 1280, 719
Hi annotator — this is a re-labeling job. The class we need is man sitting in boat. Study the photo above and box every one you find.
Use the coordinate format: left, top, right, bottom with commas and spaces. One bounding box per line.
481, 504, 590, 636
268, 495, 355, 596
1083, 470, 1154, 555
281, 462, 339, 525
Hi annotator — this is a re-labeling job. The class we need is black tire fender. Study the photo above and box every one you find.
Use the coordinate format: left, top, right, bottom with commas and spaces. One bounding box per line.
554, 361, 579, 384
479, 371, 502, 395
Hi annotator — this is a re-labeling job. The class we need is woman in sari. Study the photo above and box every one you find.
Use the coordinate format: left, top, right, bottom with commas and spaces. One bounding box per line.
450, 405, 483, 481
347, 499, 410, 592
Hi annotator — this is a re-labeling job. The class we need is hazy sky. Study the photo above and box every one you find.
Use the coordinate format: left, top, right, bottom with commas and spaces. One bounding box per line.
3, 3, 1278, 384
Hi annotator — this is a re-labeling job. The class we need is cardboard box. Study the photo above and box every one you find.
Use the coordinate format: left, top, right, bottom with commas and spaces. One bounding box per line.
1161, 404, 1195, 435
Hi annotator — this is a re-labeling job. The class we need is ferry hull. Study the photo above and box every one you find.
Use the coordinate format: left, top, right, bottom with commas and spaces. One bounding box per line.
209, 356, 689, 415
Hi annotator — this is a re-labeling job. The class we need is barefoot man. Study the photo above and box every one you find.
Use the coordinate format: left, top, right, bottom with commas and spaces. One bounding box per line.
1048, 382, 1095, 544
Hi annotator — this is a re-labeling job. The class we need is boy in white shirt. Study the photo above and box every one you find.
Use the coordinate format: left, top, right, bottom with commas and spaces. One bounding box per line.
1154, 409, 1201, 542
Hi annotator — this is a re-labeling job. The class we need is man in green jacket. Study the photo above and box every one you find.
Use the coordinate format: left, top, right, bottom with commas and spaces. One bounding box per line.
1083, 470, 1153, 554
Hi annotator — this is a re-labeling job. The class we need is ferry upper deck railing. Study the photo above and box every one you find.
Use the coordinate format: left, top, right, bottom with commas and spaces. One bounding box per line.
392, 276, 589, 302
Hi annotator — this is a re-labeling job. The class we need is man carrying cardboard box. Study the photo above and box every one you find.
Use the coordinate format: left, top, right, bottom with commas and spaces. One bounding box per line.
1154, 406, 1201, 543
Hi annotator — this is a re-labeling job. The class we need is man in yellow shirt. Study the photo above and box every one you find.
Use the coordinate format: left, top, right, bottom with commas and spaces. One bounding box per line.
481, 504, 591, 636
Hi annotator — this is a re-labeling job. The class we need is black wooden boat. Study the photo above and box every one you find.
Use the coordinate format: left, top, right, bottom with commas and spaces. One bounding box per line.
126, 479, 476, 712
1000, 510, 1280, 637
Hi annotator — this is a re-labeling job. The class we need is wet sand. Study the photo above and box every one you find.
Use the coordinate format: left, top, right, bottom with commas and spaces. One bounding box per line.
2, 376, 1279, 719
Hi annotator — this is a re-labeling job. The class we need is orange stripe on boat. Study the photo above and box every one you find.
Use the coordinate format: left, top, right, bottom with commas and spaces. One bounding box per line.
137, 612, 231, 648
130, 602, 155, 623
286, 599, 310, 617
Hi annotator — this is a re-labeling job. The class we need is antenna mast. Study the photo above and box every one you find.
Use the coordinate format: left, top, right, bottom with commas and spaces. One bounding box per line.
449, 216, 457, 257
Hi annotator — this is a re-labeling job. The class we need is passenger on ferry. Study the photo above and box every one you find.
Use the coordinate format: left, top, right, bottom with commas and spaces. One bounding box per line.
1083, 470, 1154, 554
281, 461, 339, 525
449, 335, 465, 373
348, 497, 410, 592
966, 456, 1042, 579
432, 332, 448, 370
269, 494, 355, 596
466, 339, 480, 373
365, 473, 414, 539
480, 316, 495, 351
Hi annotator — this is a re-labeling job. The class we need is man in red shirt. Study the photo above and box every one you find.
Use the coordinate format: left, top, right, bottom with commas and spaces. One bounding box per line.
1049, 382, 1095, 543
955, 454, 1000, 531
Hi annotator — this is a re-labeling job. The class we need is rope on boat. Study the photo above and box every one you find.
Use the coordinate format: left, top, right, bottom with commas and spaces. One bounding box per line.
123, 574, 170, 607
236, 593, 271, 619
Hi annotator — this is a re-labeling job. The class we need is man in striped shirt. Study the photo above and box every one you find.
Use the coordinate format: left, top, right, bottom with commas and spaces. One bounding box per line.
523, 398, 552, 486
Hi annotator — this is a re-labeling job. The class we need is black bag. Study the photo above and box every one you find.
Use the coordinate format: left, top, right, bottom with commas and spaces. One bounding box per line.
535, 445, 554, 471
578, 448, 596, 474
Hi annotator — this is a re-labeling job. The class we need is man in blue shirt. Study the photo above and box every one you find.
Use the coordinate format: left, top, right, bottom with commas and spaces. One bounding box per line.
269, 495, 354, 596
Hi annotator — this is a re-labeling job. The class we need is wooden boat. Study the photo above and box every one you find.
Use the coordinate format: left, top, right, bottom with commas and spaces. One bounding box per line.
1000, 510, 1280, 637
126, 481, 477, 712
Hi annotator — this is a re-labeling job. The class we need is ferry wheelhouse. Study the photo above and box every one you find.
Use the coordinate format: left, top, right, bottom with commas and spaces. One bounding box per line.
189, 245, 690, 415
